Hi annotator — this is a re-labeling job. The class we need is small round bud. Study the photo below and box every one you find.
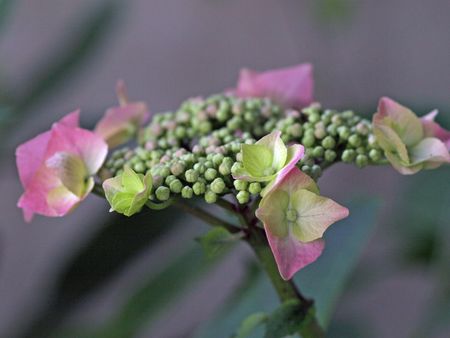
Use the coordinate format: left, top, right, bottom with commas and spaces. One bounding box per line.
342, 149, 356, 163
165, 175, 177, 185
312, 146, 324, 158
155, 186, 171, 201
287, 123, 303, 137
301, 135, 315, 147
210, 178, 226, 194
248, 182, 261, 195
204, 190, 218, 204
356, 122, 370, 136
231, 162, 244, 175
169, 179, 183, 193
212, 153, 224, 166
159, 166, 171, 178
324, 149, 337, 162
301, 165, 312, 176
233, 179, 248, 191
348, 134, 362, 147
152, 175, 163, 188
185, 169, 199, 183
170, 162, 185, 176
322, 136, 336, 149
219, 162, 232, 176
311, 164, 322, 179
236, 191, 250, 204
338, 126, 350, 140
308, 113, 321, 123
193, 182, 206, 195
356, 154, 369, 168
369, 149, 382, 162
133, 162, 146, 173
181, 186, 193, 199
204, 168, 218, 181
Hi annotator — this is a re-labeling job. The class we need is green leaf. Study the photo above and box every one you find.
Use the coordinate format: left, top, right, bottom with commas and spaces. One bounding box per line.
264, 300, 308, 338
233, 312, 268, 338
198, 227, 240, 258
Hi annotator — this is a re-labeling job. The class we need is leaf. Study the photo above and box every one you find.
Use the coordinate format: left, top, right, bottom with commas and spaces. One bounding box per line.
233, 312, 268, 338
198, 226, 240, 258
264, 300, 307, 338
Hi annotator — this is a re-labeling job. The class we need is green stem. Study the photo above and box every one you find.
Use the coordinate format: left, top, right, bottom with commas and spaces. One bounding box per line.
244, 216, 325, 338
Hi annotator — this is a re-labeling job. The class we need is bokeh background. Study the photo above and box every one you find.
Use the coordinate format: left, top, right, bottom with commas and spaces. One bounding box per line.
0, 1, 449, 337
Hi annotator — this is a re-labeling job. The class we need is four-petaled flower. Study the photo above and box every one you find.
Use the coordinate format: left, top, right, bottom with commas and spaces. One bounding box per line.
16, 110, 108, 222
232, 131, 304, 193
235, 63, 314, 108
373, 97, 450, 174
103, 166, 153, 217
256, 167, 349, 280
95, 80, 150, 148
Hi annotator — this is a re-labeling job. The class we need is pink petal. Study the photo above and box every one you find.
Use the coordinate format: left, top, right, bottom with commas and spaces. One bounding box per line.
265, 226, 324, 280
15, 110, 80, 189
236, 63, 314, 108
46, 123, 108, 175
421, 110, 450, 150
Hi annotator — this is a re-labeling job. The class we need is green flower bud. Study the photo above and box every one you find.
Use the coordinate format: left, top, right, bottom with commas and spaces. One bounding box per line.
210, 178, 226, 194
204, 168, 218, 181
322, 136, 336, 149
311, 164, 322, 179
326, 124, 338, 136
165, 175, 177, 185
155, 186, 171, 201
342, 149, 356, 163
356, 122, 370, 136
287, 123, 303, 137
233, 179, 248, 191
169, 179, 183, 193
324, 149, 337, 162
301, 165, 312, 175
133, 162, 146, 173
308, 113, 321, 123
348, 134, 362, 147
159, 166, 171, 178
236, 191, 250, 204
219, 162, 232, 176
331, 115, 343, 126
170, 162, 185, 176
231, 162, 244, 175
301, 135, 315, 147
338, 126, 350, 140
181, 186, 193, 199
356, 154, 369, 168
369, 149, 382, 162
248, 182, 261, 195
312, 146, 324, 158
193, 181, 206, 195
204, 190, 218, 204
212, 153, 224, 166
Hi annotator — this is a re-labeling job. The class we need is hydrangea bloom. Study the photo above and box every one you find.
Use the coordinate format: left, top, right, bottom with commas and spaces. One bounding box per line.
103, 166, 153, 216
235, 63, 314, 108
16, 111, 108, 222
256, 167, 349, 280
232, 131, 304, 189
373, 97, 450, 174
95, 80, 150, 148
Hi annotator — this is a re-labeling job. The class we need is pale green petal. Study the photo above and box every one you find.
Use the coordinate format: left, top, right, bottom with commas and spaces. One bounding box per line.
242, 144, 274, 177
122, 166, 145, 193
410, 137, 450, 166
373, 124, 409, 163
256, 189, 290, 238
46, 152, 88, 197
291, 189, 349, 243
256, 131, 287, 170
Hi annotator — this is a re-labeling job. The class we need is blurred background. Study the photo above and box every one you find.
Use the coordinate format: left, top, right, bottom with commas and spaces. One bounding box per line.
0, 1, 449, 337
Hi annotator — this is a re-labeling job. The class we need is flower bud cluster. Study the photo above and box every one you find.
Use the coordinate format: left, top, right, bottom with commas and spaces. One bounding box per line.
103, 94, 385, 204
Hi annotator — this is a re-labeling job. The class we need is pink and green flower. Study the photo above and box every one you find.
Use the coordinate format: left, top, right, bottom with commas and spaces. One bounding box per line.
16, 111, 108, 222
256, 167, 349, 280
373, 97, 450, 174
